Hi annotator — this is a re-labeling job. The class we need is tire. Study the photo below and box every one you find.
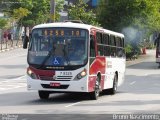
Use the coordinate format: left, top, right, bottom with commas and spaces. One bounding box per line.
90, 77, 100, 100
158, 63, 160, 68
109, 74, 118, 95
38, 91, 50, 99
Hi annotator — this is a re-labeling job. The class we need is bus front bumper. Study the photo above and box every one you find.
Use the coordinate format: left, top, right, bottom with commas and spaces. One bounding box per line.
27, 75, 88, 92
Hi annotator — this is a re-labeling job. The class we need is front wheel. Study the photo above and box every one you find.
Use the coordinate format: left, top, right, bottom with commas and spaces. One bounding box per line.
90, 77, 100, 100
38, 91, 50, 99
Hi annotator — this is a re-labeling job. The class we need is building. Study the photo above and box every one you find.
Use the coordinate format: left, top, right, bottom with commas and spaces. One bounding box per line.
65, 0, 98, 8
60, 0, 98, 21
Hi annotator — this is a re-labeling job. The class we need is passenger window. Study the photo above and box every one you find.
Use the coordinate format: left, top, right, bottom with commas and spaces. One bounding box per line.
110, 35, 116, 46
90, 35, 96, 57
96, 32, 102, 44
104, 46, 111, 56
110, 47, 116, 57
103, 34, 109, 45
116, 37, 121, 47
98, 45, 103, 56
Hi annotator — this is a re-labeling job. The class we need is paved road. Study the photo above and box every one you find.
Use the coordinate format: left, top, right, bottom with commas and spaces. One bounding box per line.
0, 49, 160, 116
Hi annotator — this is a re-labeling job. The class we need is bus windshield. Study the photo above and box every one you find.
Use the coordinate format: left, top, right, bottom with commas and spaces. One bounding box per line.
28, 28, 88, 68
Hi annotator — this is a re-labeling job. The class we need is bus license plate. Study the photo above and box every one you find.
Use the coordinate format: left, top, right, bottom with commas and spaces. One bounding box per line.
60, 71, 72, 76
50, 82, 61, 87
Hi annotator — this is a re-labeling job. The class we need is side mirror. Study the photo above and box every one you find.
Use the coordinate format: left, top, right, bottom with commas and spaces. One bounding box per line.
23, 36, 29, 49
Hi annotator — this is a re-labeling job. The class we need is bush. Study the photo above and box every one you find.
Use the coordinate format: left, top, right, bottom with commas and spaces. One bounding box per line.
125, 43, 140, 60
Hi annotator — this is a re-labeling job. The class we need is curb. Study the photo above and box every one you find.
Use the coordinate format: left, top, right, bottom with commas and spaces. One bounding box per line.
126, 49, 155, 67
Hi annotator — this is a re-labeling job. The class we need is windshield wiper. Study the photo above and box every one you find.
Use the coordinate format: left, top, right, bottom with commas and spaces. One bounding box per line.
63, 43, 71, 65
38, 47, 54, 69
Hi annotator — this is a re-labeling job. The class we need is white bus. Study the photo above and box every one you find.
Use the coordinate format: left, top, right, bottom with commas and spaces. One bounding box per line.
23, 21, 125, 100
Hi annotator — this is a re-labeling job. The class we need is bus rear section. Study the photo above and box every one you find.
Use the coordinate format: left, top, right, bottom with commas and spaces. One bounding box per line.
155, 33, 160, 67
156, 47, 160, 66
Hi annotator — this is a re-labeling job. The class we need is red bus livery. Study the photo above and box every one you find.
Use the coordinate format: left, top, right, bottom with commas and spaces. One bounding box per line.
23, 22, 126, 100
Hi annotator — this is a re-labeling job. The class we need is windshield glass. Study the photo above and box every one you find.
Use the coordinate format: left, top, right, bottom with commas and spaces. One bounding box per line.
28, 28, 88, 67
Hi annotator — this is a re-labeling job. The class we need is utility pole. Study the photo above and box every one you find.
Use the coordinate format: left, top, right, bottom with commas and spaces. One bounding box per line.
50, 0, 55, 22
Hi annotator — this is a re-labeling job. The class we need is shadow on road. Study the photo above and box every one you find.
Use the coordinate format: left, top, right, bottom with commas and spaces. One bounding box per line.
0, 90, 117, 107
127, 62, 159, 70
0, 92, 92, 106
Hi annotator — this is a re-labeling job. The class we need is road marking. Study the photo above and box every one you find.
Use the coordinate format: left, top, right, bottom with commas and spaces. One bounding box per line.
130, 81, 136, 85
12, 75, 26, 80
0, 76, 26, 92
65, 102, 81, 108
144, 74, 148, 76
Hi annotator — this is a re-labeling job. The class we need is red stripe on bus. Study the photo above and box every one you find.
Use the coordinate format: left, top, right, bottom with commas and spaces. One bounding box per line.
88, 57, 106, 92
28, 66, 55, 77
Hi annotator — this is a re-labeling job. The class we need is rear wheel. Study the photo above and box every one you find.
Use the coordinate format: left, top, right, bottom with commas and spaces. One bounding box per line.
158, 63, 160, 68
109, 74, 118, 95
38, 91, 50, 99
90, 77, 100, 100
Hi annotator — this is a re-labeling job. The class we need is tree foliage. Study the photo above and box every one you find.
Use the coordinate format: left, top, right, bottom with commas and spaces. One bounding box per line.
68, 0, 99, 26
0, 18, 8, 29
13, 7, 30, 23
97, 0, 160, 32
4, 0, 64, 27
97, 0, 160, 57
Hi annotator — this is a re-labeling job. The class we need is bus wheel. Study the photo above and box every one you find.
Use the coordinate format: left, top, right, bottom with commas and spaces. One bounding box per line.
38, 91, 50, 99
90, 77, 100, 100
109, 74, 118, 95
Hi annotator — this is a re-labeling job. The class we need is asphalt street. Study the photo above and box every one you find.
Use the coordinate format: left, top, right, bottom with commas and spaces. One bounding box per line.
0, 48, 160, 118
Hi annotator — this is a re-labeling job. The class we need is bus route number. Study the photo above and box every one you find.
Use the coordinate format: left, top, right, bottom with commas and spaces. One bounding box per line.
60, 72, 72, 76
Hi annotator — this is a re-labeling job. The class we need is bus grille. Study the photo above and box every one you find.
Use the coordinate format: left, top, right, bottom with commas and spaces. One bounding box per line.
39, 75, 72, 81
56, 76, 72, 81
39, 76, 53, 81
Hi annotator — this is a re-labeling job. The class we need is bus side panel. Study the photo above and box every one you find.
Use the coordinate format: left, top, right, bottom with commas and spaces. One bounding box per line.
103, 57, 126, 89
104, 58, 115, 89
88, 57, 106, 92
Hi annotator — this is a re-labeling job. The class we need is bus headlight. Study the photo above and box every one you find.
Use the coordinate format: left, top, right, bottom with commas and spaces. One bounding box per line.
27, 68, 38, 79
75, 69, 87, 80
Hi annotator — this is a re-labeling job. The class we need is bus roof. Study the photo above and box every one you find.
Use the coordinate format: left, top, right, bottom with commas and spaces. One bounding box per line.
33, 22, 124, 38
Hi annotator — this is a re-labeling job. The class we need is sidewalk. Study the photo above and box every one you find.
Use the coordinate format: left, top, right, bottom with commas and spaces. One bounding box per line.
0, 40, 23, 53
126, 49, 156, 67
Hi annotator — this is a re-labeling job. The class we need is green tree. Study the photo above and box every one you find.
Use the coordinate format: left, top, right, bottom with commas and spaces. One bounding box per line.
12, 7, 31, 25
97, 0, 160, 56
97, 0, 160, 32
6, 0, 65, 26
0, 18, 8, 29
68, 0, 99, 26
